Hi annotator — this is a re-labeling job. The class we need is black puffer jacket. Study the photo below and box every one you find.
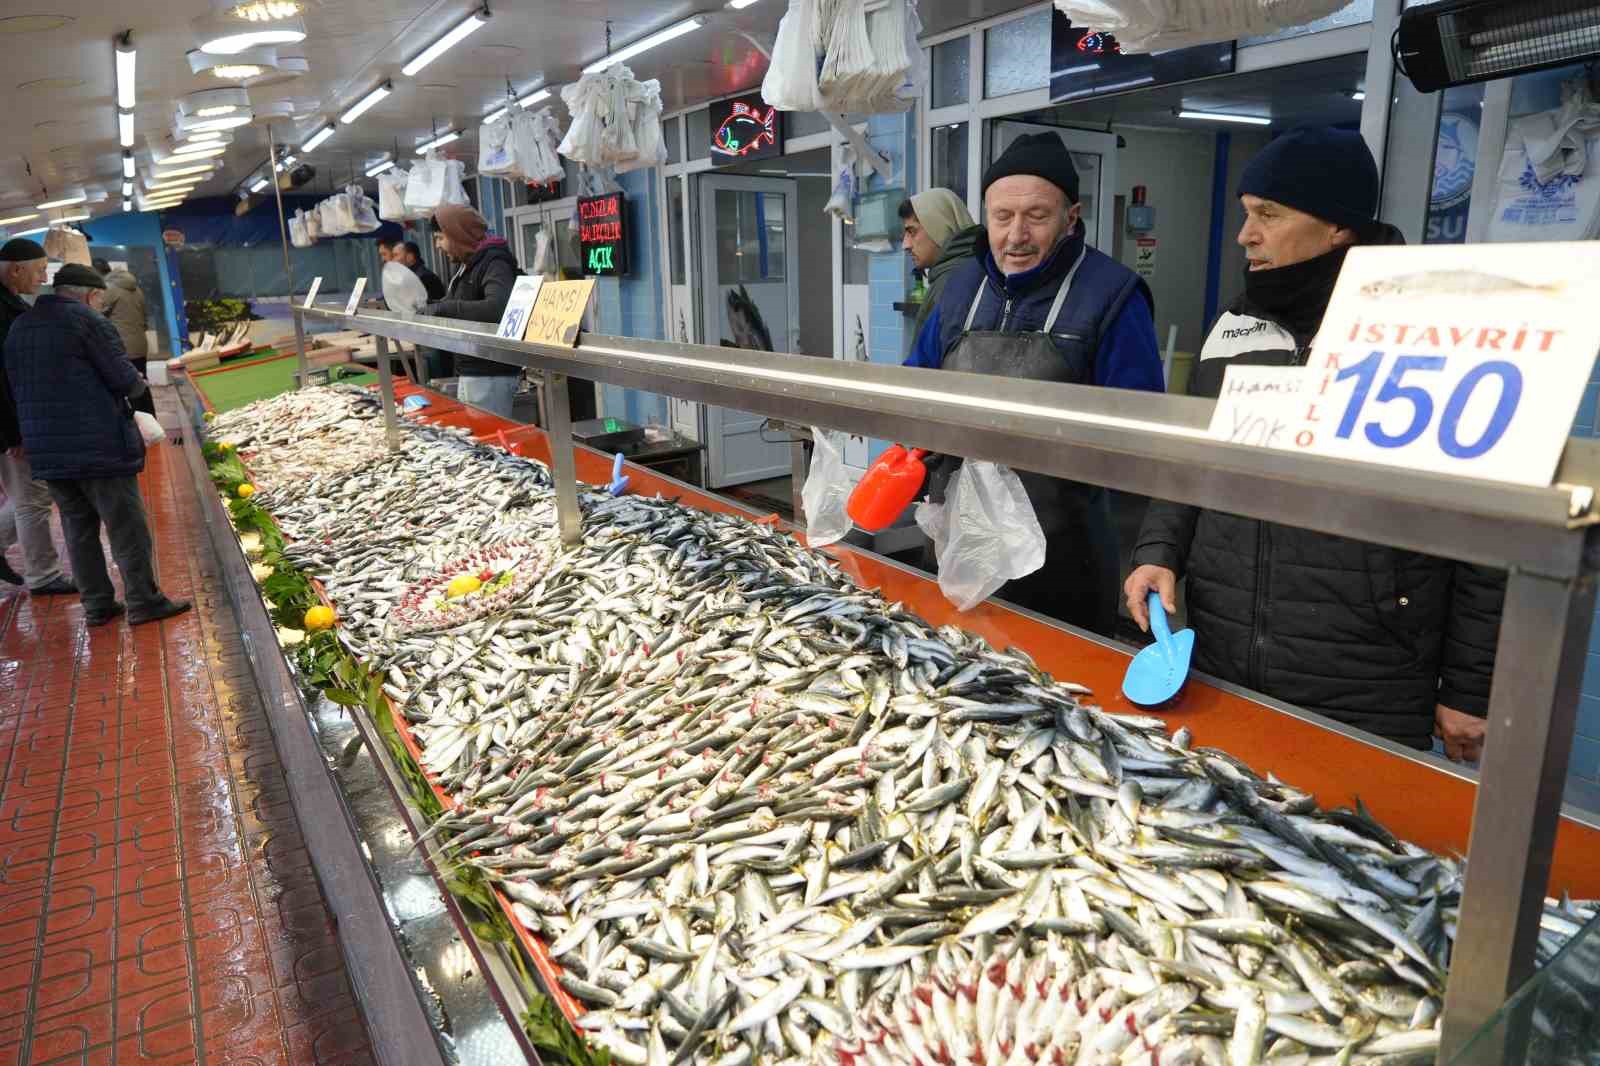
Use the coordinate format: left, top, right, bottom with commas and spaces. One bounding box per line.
426, 239, 520, 377
1132, 237, 1505, 749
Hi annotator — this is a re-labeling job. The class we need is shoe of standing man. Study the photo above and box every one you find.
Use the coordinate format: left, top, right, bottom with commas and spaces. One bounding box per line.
0, 238, 74, 596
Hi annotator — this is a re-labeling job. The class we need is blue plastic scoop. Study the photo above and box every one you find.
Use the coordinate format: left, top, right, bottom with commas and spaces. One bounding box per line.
1122, 590, 1194, 705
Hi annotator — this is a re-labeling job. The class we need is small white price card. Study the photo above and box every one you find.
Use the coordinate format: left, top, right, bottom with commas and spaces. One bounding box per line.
496, 276, 544, 340
1209, 243, 1600, 487
302, 277, 322, 308
344, 277, 367, 315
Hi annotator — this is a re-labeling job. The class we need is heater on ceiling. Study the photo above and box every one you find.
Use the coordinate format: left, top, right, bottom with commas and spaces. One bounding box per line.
1396, 0, 1600, 92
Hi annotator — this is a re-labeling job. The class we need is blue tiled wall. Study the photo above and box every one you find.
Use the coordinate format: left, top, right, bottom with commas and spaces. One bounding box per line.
1569, 355, 1600, 803
598, 168, 671, 427
863, 112, 913, 463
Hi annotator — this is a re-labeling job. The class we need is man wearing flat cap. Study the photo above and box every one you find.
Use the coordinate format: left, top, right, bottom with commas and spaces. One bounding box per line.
0, 237, 74, 594
1124, 127, 1504, 761
4, 261, 190, 627
907, 133, 1164, 633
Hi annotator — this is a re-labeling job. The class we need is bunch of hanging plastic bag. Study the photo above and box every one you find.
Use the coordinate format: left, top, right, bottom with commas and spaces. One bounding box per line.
404, 152, 468, 216
514, 107, 567, 183
319, 190, 354, 236
347, 184, 381, 233
304, 203, 324, 241
1488, 79, 1600, 243
377, 168, 410, 220
802, 428, 861, 547
479, 113, 517, 175
558, 65, 665, 170
382, 260, 430, 316
289, 209, 311, 247
763, 0, 919, 114
915, 460, 1046, 611
1051, 0, 1347, 52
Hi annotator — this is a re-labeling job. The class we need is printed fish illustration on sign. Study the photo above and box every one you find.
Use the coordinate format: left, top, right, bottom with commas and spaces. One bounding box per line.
1361, 270, 1565, 299
713, 101, 777, 157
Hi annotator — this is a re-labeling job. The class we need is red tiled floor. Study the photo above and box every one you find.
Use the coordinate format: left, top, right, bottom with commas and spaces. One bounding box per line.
0, 411, 374, 1065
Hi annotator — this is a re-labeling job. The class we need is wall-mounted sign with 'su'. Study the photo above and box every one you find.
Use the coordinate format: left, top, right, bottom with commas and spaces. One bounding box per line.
577, 192, 628, 277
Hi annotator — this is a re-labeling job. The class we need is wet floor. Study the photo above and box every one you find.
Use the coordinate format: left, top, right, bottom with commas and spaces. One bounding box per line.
0, 402, 374, 1066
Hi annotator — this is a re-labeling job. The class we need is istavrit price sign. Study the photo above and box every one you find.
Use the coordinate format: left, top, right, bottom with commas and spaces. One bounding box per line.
344, 277, 367, 315
302, 277, 322, 308
524, 279, 596, 347
496, 276, 544, 340
1208, 243, 1600, 487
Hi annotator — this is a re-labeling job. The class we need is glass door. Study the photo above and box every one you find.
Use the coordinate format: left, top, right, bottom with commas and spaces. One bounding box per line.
506, 200, 576, 276
697, 174, 800, 488
987, 120, 1117, 251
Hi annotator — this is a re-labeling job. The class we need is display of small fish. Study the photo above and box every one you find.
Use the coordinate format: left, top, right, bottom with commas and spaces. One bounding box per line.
208, 385, 1599, 1066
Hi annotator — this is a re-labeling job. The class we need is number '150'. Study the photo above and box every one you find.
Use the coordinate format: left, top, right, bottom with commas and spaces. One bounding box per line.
1334, 352, 1523, 459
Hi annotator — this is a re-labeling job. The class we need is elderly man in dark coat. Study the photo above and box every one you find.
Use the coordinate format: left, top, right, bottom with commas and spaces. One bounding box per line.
3, 263, 189, 626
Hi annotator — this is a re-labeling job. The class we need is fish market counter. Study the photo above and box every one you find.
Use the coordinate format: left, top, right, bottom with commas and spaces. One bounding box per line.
380, 379, 1600, 892
178, 337, 1600, 1056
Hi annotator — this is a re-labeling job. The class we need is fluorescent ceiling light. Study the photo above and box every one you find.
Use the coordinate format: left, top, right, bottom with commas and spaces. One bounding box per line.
365, 157, 395, 177
582, 16, 707, 74
1350, 90, 1366, 100
299, 123, 335, 152
402, 8, 488, 77
12, 226, 51, 236
340, 81, 391, 124
181, 114, 253, 132
487, 84, 553, 123
221, 0, 303, 21
169, 142, 229, 160
36, 193, 87, 210
1177, 109, 1271, 125
122, 153, 136, 178
415, 129, 460, 154
274, 154, 297, 172
727, 0, 760, 8
249, 177, 270, 192
0, 212, 39, 226
153, 162, 218, 178
122, 181, 134, 196
119, 111, 136, 147
197, 14, 307, 55
56, 212, 91, 224
115, 35, 137, 110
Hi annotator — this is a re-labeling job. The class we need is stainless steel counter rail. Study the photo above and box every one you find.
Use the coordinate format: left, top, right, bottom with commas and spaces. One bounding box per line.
295, 304, 1600, 1062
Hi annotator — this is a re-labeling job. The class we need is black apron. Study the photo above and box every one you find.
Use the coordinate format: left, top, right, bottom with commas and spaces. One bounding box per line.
922, 249, 1119, 634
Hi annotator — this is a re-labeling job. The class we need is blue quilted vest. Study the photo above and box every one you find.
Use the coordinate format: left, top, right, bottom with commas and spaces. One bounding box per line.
933, 226, 1151, 380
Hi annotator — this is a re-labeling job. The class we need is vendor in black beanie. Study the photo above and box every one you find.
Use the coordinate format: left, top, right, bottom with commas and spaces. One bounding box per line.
1126, 126, 1504, 764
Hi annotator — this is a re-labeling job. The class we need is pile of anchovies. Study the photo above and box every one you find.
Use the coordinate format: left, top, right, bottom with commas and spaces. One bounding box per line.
212, 387, 1598, 1066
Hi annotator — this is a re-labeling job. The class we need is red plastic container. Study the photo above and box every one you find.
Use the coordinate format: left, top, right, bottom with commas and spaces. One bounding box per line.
847, 446, 928, 532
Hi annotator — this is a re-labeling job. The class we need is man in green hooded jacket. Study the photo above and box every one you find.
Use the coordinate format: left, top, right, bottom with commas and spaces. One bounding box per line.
898, 189, 983, 346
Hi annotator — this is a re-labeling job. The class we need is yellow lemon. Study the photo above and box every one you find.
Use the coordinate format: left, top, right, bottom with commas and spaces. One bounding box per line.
219, 441, 235, 452
304, 605, 336, 631
204, 411, 216, 422
446, 574, 483, 599
236, 483, 256, 498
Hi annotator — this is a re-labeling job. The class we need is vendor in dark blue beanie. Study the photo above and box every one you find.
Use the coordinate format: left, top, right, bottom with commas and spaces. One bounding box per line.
1123, 127, 1495, 765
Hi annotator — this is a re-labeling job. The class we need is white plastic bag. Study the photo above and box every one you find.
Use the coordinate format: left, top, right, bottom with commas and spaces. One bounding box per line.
439, 157, 469, 207
304, 204, 324, 241
404, 155, 448, 214
377, 169, 409, 220
824, 146, 857, 222
763, 0, 823, 111
863, 0, 912, 108
617, 80, 665, 174
915, 461, 1046, 611
520, 108, 566, 183
289, 209, 310, 248
133, 411, 166, 446
382, 260, 430, 315
1488, 88, 1600, 243
348, 185, 381, 233
801, 428, 858, 547
479, 116, 516, 175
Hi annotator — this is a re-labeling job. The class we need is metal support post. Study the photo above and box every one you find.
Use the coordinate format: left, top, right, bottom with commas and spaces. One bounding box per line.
1440, 554, 1600, 1061
265, 122, 310, 391
375, 336, 401, 452
543, 369, 582, 545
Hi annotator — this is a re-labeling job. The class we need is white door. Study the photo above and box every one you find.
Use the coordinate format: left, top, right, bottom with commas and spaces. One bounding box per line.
988, 120, 1117, 252
698, 174, 800, 488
